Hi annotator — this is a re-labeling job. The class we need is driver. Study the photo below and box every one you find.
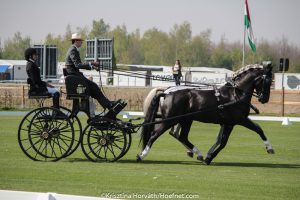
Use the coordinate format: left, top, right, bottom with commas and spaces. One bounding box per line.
65, 33, 123, 112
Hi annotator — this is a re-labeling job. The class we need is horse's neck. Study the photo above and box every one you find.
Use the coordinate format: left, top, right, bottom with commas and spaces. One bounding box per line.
235, 74, 256, 98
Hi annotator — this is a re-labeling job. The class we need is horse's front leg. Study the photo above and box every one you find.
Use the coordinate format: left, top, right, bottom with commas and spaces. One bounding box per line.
239, 117, 275, 154
205, 124, 233, 165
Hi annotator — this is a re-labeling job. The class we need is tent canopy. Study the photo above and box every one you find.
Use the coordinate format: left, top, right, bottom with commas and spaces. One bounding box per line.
0, 65, 9, 73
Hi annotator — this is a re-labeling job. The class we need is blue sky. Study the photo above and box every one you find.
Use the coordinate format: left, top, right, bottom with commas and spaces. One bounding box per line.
1, 0, 299, 46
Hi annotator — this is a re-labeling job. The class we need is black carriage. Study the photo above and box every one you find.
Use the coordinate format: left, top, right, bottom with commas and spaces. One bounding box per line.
18, 70, 134, 162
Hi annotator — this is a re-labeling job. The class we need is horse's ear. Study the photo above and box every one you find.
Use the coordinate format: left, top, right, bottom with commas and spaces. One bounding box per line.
262, 61, 272, 68
262, 61, 272, 72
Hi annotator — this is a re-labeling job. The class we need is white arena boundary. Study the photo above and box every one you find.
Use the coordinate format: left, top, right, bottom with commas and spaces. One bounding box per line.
0, 190, 120, 200
1, 111, 299, 123
122, 112, 300, 124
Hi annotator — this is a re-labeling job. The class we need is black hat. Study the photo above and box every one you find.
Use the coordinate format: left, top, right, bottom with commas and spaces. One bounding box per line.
24, 48, 37, 61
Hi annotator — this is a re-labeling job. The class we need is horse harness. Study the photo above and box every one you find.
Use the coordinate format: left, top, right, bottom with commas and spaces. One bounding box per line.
213, 81, 260, 115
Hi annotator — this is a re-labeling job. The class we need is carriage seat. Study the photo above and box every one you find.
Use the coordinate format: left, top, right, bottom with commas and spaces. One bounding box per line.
27, 78, 52, 99
63, 68, 90, 100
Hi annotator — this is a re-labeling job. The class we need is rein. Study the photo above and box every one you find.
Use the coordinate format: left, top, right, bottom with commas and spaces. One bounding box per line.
109, 69, 222, 88
132, 106, 218, 131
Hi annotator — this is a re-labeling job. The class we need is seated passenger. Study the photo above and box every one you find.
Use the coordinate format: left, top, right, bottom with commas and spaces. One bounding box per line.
65, 33, 125, 113
25, 47, 61, 109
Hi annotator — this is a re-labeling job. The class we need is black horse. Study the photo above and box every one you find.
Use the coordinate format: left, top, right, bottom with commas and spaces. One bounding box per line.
138, 62, 274, 165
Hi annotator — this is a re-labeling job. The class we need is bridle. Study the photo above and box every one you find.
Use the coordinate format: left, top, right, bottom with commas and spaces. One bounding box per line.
254, 69, 272, 103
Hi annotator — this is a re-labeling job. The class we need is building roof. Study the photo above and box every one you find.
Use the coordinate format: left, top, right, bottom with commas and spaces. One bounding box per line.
0, 59, 27, 66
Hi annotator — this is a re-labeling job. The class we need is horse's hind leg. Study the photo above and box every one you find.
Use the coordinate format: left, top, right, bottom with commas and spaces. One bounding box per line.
137, 123, 171, 161
169, 123, 193, 158
169, 123, 181, 138
239, 117, 275, 154
176, 121, 204, 161
205, 124, 234, 165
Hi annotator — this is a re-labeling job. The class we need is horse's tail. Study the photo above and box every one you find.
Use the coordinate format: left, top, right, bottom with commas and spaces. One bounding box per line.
143, 87, 165, 114
140, 88, 166, 149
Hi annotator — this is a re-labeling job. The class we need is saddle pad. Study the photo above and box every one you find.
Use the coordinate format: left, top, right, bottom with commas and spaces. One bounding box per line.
164, 85, 215, 94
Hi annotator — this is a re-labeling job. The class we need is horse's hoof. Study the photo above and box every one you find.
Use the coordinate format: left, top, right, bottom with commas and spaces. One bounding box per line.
187, 151, 194, 158
136, 154, 142, 162
204, 158, 212, 165
267, 148, 275, 154
197, 155, 204, 162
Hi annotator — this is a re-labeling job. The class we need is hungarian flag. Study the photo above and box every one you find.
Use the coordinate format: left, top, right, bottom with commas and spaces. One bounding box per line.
244, 0, 256, 53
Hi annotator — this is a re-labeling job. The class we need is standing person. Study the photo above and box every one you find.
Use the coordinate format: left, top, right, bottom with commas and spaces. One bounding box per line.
25, 47, 61, 109
172, 59, 182, 86
65, 33, 121, 111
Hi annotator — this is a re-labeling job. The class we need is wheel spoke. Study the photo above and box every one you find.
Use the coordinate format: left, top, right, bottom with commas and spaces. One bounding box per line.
111, 141, 123, 151
54, 137, 64, 155
107, 144, 117, 159
52, 137, 68, 154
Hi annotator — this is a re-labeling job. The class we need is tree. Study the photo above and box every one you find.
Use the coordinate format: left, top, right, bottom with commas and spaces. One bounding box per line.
127, 29, 144, 64
0, 38, 2, 59
110, 25, 129, 64
89, 19, 110, 38
2, 32, 31, 60
229, 44, 243, 71
255, 39, 275, 67
182, 29, 212, 67
211, 36, 234, 70
141, 28, 170, 65
169, 21, 192, 60
2, 20, 300, 73
76, 26, 89, 61
270, 37, 300, 73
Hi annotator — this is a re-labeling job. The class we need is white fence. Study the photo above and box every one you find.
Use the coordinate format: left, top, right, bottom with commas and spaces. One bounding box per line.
0, 190, 119, 200
275, 73, 300, 90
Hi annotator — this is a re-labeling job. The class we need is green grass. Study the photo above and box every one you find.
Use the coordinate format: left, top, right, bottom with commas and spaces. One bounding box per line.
0, 116, 299, 199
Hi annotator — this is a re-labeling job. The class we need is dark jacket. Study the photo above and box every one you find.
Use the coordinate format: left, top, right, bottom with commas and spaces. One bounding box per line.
26, 60, 47, 93
65, 45, 91, 76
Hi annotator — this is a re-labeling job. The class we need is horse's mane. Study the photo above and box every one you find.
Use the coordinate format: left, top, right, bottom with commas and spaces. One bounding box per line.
232, 64, 263, 80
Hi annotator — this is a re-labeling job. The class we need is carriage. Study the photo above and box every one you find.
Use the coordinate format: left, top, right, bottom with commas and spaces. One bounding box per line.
18, 69, 136, 162
18, 61, 275, 165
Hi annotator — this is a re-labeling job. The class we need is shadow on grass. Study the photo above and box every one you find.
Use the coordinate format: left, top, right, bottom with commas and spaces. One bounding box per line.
118, 159, 202, 166
120, 160, 300, 168
65, 157, 202, 165
212, 162, 300, 168
65, 158, 300, 169
65, 158, 96, 163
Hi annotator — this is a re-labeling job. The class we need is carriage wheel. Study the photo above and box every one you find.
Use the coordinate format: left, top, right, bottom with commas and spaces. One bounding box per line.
29, 107, 75, 161
81, 118, 127, 162
59, 106, 82, 157
18, 108, 46, 161
18, 107, 74, 161
118, 131, 132, 160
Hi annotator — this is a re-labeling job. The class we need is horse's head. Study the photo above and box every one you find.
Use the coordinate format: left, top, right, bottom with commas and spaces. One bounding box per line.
254, 61, 273, 104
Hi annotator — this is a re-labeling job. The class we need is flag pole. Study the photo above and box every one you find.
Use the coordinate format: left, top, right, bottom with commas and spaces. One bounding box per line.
243, 21, 246, 67
242, 0, 246, 67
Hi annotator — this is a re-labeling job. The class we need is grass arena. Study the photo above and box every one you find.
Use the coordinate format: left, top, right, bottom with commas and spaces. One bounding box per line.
0, 114, 299, 199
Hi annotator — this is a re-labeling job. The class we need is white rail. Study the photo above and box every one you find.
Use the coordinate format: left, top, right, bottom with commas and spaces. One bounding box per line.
0, 190, 119, 200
